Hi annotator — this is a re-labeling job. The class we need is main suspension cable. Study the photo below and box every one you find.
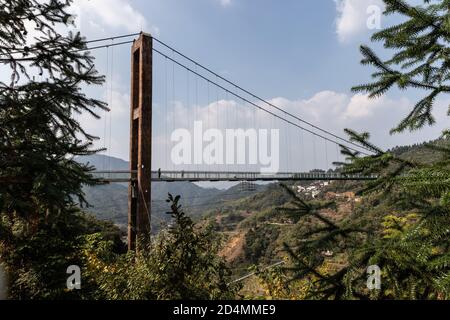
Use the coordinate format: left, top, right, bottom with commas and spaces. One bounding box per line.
153, 47, 370, 156
153, 37, 373, 154
2, 32, 140, 56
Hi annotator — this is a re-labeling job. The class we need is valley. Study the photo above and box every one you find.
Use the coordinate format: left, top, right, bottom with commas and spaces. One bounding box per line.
80, 155, 368, 297
79, 140, 444, 298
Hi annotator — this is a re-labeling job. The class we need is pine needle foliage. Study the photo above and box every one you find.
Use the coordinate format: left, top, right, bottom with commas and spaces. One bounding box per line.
352, 0, 450, 133
282, 0, 450, 300
80, 194, 238, 300
0, 0, 107, 221
0, 0, 108, 298
282, 133, 450, 299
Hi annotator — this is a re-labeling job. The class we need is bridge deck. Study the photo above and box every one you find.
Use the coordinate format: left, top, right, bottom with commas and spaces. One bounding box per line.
92, 171, 377, 183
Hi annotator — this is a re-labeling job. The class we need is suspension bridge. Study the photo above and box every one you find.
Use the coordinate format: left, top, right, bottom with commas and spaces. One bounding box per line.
93, 170, 377, 183
70, 32, 376, 249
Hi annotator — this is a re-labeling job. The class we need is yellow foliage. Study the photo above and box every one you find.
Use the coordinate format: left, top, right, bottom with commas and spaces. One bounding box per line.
255, 258, 334, 300
382, 213, 419, 239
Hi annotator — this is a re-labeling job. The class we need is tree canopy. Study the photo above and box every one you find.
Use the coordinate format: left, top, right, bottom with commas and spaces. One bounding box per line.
0, 0, 106, 223
282, 0, 450, 300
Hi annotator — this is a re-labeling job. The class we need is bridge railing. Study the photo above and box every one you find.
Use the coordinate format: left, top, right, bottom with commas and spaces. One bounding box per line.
92, 170, 378, 182
152, 171, 378, 181
92, 170, 137, 182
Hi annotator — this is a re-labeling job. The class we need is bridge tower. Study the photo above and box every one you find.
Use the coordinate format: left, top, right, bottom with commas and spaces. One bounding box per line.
128, 33, 152, 250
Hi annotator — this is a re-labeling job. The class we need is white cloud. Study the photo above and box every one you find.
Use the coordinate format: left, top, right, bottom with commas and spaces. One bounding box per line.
14, 0, 151, 47
72, 0, 158, 34
334, 0, 384, 43
159, 90, 445, 150
76, 84, 448, 170
343, 93, 391, 119
78, 78, 131, 160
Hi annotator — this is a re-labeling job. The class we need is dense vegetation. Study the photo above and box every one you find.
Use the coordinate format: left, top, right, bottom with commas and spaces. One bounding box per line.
265, 0, 450, 299
78, 194, 237, 300
0, 0, 235, 299
0, 0, 106, 299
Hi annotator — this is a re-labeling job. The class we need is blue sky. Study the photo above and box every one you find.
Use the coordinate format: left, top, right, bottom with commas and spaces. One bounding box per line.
78, 0, 379, 97
57, 0, 449, 169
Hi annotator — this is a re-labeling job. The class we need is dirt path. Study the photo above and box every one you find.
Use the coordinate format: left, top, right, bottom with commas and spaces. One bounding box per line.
219, 231, 247, 263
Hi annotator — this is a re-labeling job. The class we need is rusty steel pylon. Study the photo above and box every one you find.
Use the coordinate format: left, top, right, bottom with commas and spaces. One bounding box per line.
128, 33, 152, 251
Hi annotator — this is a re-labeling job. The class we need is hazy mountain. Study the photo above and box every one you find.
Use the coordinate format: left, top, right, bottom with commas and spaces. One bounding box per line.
77, 155, 242, 232
80, 154, 129, 171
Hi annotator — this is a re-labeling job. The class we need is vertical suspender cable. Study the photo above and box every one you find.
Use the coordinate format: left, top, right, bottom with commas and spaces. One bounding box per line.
226, 90, 229, 173
251, 98, 256, 172
103, 46, 109, 171
215, 77, 219, 173
300, 129, 305, 172
313, 134, 317, 171
186, 68, 190, 171
207, 80, 211, 168
287, 118, 291, 172
109, 40, 114, 171
336, 142, 340, 167
165, 57, 168, 170
172, 50, 176, 171
195, 65, 199, 173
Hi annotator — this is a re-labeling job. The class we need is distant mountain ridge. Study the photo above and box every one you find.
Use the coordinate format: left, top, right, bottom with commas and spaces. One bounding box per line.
77, 155, 263, 232
77, 139, 441, 233
79, 154, 129, 171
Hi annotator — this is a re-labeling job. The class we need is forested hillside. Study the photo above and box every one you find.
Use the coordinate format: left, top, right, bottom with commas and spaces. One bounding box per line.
192, 140, 449, 297
79, 155, 265, 231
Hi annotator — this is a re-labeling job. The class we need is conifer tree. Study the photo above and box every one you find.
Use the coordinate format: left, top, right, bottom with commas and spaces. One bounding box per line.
0, 0, 107, 298
0, 0, 106, 223
352, 0, 450, 133
283, 0, 450, 299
